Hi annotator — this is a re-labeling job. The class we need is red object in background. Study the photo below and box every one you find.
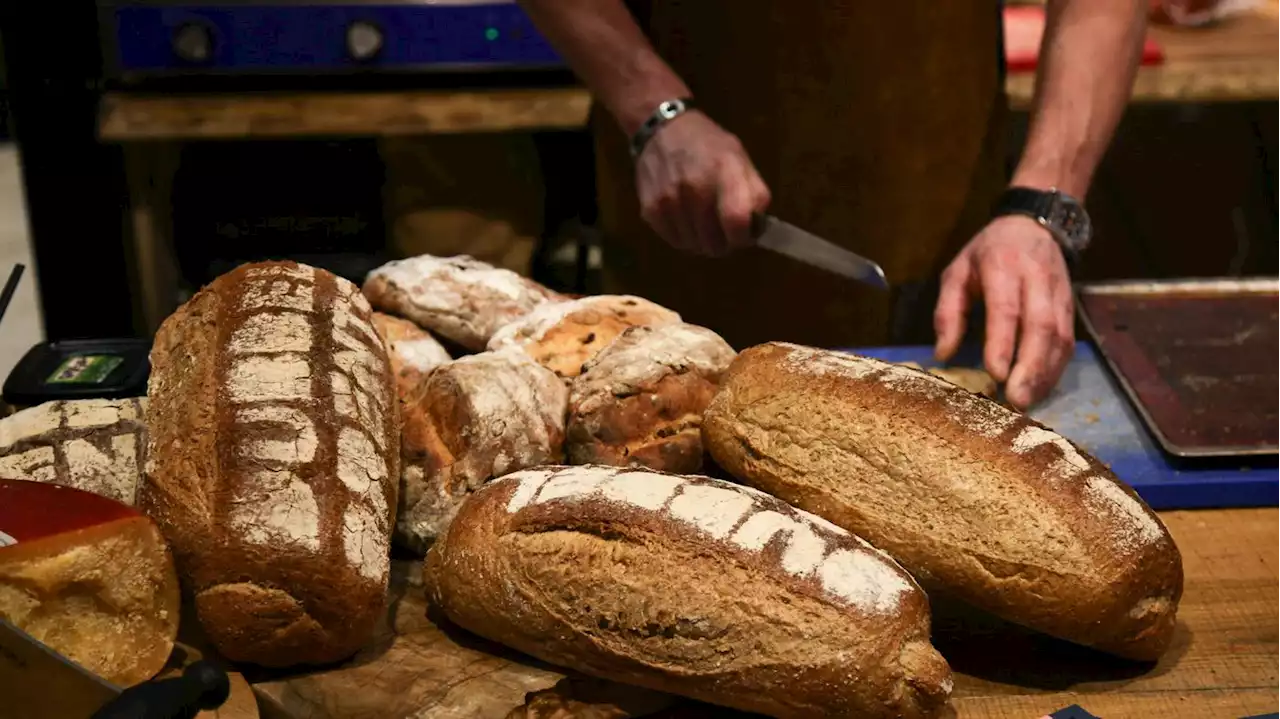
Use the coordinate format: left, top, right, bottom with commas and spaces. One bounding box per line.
1004, 5, 1166, 72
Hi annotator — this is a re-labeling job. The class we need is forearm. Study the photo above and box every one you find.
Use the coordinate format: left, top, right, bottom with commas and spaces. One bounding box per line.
518, 0, 689, 135
1012, 0, 1147, 197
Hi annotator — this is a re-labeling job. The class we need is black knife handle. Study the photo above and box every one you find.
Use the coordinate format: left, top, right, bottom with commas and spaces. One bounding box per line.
91, 660, 230, 719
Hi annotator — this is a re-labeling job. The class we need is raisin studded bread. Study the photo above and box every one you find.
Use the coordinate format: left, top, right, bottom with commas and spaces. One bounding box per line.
141, 261, 400, 667
703, 343, 1184, 661
363, 254, 562, 351
0, 398, 148, 505
397, 350, 567, 554
566, 324, 735, 473
488, 296, 682, 381
370, 312, 451, 400
424, 465, 952, 719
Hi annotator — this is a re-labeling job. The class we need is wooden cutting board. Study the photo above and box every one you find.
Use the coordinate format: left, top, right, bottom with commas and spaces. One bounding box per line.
247, 560, 679, 719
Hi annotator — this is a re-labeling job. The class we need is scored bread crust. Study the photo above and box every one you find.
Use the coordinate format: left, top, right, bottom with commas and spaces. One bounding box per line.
566, 324, 736, 473
0, 398, 148, 505
703, 342, 1184, 661
141, 261, 400, 668
363, 254, 562, 351
424, 465, 952, 719
397, 350, 567, 554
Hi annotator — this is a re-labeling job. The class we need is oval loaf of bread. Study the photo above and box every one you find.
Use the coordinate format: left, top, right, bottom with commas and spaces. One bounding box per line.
424, 465, 952, 719
141, 261, 400, 667
0, 398, 148, 505
363, 254, 562, 351
566, 323, 736, 473
398, 350, 567, 554
488, 295, 682, 380
703, 343, 1184, 661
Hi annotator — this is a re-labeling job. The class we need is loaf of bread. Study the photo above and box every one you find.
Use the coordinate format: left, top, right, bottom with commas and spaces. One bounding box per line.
370, 312, 451, 399
424, 465, 952, 719
488, 296, 682, 380
398, 350, 567, 553
141, 261, 400, 667
566, 324, 735, 473
0, 398, 147, 505
0, 479, 180, 687
363, 254, 562, 351
703, 343, 1184, 661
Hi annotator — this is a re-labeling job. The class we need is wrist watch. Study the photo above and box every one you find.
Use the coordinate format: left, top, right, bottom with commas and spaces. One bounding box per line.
993, 187, 1093, 260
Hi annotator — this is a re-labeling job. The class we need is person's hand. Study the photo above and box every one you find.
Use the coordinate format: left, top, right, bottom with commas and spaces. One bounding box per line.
933, 215, 1076, 409
635, 110, 771, 256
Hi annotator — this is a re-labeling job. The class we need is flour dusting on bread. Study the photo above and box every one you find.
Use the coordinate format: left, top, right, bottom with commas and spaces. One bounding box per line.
500, 467, 915, 614
1083, 476, 1164, 550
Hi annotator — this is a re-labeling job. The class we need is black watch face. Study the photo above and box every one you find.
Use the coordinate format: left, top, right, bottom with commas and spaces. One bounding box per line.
1048, 197, 1091, 249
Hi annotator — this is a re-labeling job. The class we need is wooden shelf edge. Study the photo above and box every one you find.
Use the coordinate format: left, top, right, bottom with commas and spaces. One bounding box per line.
99, 87, 594, 141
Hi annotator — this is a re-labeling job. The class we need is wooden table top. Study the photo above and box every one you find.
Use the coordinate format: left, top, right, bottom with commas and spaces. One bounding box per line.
950, 507, 1278, 719
98, 4, 1277, 141
1007, 2, 1280, 109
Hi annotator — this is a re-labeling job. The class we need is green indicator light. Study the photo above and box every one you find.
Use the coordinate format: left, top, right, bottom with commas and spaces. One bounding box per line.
484, 27, 499, 41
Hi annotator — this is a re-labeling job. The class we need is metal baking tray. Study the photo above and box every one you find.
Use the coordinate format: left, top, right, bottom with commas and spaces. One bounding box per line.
1076, 277, 1278, 458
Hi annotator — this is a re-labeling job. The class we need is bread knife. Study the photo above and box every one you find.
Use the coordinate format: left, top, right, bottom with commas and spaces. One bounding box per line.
752, 214, 889, 290
0, 617, 230, 719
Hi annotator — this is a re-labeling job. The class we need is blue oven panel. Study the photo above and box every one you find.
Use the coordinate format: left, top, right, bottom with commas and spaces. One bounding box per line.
108, 3, 564, 75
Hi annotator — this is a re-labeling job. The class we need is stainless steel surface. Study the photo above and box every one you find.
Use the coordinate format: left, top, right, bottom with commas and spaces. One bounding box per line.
0, 617, 121, 719
1076, 276, 1279, 458
754, 215, 889, 290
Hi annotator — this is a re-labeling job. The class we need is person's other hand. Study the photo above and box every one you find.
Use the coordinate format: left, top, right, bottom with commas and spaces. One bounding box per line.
933, 215, 1075, 409
635, 111, 771, 256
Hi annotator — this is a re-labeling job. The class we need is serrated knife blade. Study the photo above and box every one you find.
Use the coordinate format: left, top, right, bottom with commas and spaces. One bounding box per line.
753, 214, 889, 290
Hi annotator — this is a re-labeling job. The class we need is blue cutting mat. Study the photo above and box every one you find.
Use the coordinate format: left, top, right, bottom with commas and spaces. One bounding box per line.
845, 341, 1278, 510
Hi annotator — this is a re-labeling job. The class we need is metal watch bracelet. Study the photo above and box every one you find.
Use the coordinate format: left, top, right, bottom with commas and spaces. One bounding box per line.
629, 97, 697, 159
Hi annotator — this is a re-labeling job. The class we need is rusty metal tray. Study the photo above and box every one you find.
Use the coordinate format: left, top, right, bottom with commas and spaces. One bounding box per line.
1076, 277, 1278, 458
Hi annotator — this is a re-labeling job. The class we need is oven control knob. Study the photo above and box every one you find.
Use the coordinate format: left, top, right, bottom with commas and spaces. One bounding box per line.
347, 21, 383, 61
173, 23, 213, 63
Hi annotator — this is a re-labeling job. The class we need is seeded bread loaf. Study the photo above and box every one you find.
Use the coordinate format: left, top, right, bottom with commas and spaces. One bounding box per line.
0, 398, 148, 505
566, 324, 735, 473
488, 296, 682, 380
141, 261, 400, 667
703, 343, 1184, 661
397, 350, 567, 554
363, 254, 562, 351
370, 312, 451, 399
424, 465, 952, 719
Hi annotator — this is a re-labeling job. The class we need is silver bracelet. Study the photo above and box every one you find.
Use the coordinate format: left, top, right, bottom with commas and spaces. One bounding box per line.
629, 97, 696, 159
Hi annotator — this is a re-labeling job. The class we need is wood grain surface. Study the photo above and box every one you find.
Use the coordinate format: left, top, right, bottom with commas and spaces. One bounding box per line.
1007, 1, 1279, 107
98, 88, 593, 141
243, 508, 1276, 718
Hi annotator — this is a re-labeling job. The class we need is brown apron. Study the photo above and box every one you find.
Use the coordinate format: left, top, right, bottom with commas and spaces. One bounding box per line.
594, 1, 1010, 349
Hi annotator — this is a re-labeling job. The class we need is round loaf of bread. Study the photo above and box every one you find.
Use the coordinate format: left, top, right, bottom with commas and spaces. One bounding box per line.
487, 295, 681, 380
398, 350, 567, 554
370, 312, 451, 400
424, 465, 952, 719
566, 323, 736, 473
142, 261, 400, 668
363, 254, 562, 351
703, 342, 1184, 661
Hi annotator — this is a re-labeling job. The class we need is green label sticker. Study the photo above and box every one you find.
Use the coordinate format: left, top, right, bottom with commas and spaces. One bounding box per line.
46, 355, 124, 385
